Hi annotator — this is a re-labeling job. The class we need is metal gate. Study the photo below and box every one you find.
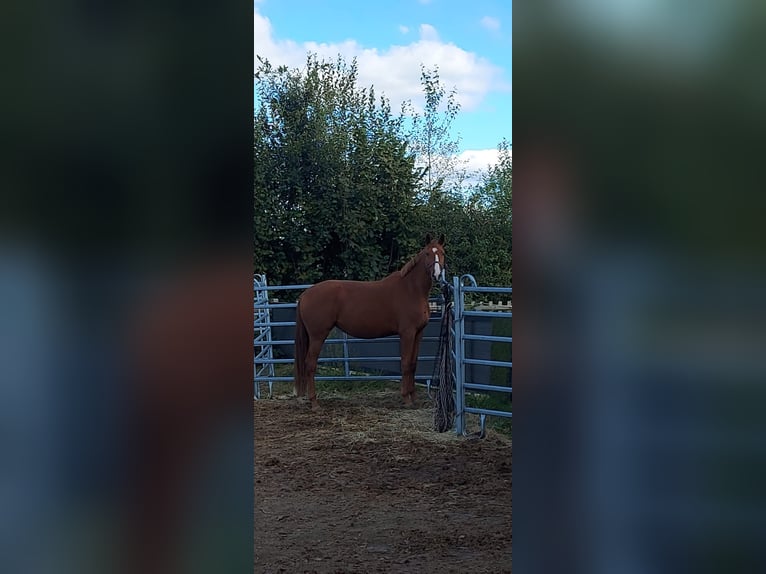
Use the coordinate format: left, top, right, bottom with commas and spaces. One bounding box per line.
254, 275, 512, 435
451, 274, 512, 435
253, 274, 275, 399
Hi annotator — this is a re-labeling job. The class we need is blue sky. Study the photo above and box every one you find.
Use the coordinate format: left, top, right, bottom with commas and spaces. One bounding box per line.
254, 0, 512, 171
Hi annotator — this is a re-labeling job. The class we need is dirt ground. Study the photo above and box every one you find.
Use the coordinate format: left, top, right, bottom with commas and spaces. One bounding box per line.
254, 387, 512, 574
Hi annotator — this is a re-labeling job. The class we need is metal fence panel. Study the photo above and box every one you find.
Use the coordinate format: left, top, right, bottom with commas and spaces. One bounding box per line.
254, 275, 512, 436
452, 275, 512, 435
253, 278, 446, 400
253, 274, 275, 399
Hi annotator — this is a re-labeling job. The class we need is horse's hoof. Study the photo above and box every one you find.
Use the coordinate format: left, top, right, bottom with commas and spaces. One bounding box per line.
310, 402, 323, 412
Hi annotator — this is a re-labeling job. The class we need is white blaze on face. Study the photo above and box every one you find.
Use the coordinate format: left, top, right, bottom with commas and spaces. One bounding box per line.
432, 247, 441, 279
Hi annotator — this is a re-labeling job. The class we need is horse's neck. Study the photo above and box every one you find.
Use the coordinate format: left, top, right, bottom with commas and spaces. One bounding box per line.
400, 258, 432, 297
399, 256, 417, 277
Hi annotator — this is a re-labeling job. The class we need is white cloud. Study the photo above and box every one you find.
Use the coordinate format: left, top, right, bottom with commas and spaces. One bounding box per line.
254, 10, 509, 113
480, 16, 501, 32
460, 148, 503, 173
418, 23, 439, 42
458, 148, 511, 188
398, 25, 410, 34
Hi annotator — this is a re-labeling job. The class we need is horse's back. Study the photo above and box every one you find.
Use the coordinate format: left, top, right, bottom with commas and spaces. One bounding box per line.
299, 278, 400, 338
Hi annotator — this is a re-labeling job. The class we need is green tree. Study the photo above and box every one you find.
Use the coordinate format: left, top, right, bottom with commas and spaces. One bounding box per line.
255, 53, 512, 288
466, 139, 512, 285
403, 65, 468, 200
475, 138, 512, 214
411, 139, 512, 286
254, 54, 417, 285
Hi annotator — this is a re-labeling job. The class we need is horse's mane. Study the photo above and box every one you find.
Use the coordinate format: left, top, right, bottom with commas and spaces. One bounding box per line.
399, 251, 422, 277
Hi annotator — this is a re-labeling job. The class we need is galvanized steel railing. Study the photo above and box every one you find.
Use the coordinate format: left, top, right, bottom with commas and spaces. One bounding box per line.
252, 279, 446, 399
253, 274, 275, 399
254, 275, 512, 435
452, 274, 512, 436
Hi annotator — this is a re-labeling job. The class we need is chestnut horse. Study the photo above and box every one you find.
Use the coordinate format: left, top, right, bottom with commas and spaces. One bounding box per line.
294, 234, 446, 410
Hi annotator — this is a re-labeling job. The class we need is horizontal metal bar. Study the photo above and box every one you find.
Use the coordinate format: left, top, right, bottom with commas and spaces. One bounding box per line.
253, 314, 445, 325
464, 406, 513, 419
255, 375, 435, 382
463, 382, 512, 393
463, 358, 513, 368
256, 283, 446, 297
254, 356, 437, 365
333, 355, 435, 363
337, 335, 442, 343
254, 284, 313, 291
461, 286, 512, 294
260, 336, 441, 346
253, 302, 296, 309
462, 334, 512, 343
462, 310, 512, 318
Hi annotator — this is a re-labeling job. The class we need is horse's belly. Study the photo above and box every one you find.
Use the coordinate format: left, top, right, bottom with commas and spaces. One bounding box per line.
336, 309, 397, 339
335, 292, 398, 338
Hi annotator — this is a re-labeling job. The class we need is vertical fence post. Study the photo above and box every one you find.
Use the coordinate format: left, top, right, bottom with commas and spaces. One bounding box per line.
343, 330, 350, 378
254, 274, 275, 400
453, 275, 465, 435
263, 276, 274, 398
253, 276, 259, 400
253, 275, 263, 400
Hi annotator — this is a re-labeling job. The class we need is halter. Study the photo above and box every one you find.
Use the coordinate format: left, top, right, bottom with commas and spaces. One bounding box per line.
426, 246, 446, 282
401, 244, 446, 281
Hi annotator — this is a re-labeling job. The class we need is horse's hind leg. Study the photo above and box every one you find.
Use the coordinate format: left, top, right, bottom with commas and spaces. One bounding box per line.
305, 335, 327, 411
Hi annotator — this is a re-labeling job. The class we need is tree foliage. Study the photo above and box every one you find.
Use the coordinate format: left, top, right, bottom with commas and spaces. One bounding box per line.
466, 138, 512, 285
254, 53, 511, 288
403, 65, 468, 199
254, 54, 416, 284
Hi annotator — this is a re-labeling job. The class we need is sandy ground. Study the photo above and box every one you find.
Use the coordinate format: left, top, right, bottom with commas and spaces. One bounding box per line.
254, 388, 512, 573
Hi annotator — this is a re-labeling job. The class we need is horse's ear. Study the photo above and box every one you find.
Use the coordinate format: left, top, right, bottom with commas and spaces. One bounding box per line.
438, 233, 445, 245
425, 233, 432, 245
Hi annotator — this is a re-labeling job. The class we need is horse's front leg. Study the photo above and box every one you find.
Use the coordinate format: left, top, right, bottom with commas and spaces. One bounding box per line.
408, 328, 425, 404
399, 331, 415, 405
399, 328, 425, 406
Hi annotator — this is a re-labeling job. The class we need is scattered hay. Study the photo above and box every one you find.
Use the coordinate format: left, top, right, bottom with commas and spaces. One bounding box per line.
255, 387, 512, 449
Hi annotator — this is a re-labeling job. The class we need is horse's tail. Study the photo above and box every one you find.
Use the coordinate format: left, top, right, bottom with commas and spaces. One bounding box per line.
294, 299, 308, 397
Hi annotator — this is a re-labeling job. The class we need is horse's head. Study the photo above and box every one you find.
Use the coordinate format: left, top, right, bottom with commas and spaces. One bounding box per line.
423, 233, 446, 282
